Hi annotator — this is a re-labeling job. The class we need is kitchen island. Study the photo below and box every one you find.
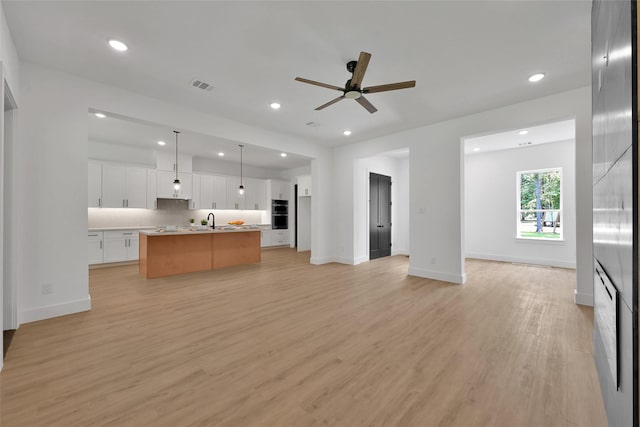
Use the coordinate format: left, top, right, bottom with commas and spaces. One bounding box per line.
139, 228, 261, 278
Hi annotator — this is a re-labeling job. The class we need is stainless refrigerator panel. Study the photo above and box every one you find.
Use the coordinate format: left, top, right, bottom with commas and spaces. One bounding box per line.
594, 259, 619, 388
593, 147, 634, 306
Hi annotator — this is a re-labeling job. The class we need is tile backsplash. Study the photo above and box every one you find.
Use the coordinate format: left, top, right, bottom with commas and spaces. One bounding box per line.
89, 199, 267, 228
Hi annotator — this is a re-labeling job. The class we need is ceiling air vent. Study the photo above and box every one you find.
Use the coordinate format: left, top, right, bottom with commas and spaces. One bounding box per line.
191, 79, 214, 92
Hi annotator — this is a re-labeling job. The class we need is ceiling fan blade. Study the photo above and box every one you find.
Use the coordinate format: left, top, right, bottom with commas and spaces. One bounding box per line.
350, 51, 371, 88
362, 80, 416, 94
295, 77, 343, 92
315, 96, 345, 110
356, 95, 377, 113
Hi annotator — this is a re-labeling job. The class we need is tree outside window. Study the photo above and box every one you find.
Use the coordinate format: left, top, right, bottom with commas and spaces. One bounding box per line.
517, 168, 562, 239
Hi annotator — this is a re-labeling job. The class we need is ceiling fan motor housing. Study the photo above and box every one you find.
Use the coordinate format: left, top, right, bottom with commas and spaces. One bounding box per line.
346, 60, 358, 73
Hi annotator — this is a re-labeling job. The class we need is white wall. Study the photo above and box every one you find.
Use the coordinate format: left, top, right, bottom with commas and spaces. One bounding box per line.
332, 87, 593, 305
14, 61, 333, 326
297, 196, 311, 251
0, 0, 20, 371
351, 154, 409, 264
465, 139, 576, 268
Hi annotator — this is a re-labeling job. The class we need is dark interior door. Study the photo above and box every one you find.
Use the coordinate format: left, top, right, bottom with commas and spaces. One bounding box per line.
369, 173, 391, 260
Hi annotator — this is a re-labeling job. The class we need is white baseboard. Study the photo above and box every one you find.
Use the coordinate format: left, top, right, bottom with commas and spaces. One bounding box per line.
574, 290, 594, 307
465, 252, 576, 269
333, 257, 354, 265
20, 296, 92, 324
392, 249, 409, 256
408, 266, 466, 284
310, 256, 334, 265
354, 255, 368, 265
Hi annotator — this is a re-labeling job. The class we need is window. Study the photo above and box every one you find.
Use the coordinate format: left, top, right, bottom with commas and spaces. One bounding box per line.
516, 168, 562, 240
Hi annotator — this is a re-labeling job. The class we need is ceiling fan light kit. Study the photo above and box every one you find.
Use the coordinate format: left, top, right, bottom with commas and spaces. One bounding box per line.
295, 51, 416, 113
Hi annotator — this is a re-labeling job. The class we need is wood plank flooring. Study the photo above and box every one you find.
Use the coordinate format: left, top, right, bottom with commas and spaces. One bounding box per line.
0, 250, 606, 426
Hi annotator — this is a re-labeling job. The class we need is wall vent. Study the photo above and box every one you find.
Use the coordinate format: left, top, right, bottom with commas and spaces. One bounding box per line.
191, 79, 214, 92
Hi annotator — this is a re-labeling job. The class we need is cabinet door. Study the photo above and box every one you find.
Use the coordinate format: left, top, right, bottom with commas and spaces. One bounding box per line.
190, 174, 202, 210
298, 175, 312, 197
103, 235, 127, 263
88, 232, 103, 264
271, 180, 289, 201
226, 176, 245, 209
212, 175, 227, 209
253, 179, 267, 210
88, 162, 102, 208
146, 169, 157, 209
124, 233, 139, 261
200, 175, 214, 210
102, 164, 127, 207
261, 230, 271, 247
125, 167, 147, 208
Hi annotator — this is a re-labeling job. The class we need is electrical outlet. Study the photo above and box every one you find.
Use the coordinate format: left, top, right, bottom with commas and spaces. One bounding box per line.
41, 283, 53, 295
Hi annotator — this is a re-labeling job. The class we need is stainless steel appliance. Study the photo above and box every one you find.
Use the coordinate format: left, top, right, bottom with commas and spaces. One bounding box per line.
272, 200, 288, 229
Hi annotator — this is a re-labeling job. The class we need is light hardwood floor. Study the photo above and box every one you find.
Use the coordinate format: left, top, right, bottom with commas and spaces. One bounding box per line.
1, 250, 606, 426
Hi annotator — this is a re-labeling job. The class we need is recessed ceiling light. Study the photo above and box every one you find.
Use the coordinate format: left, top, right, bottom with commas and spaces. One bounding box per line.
473, 147, 480, 152
157, 140, 166, 146
518, 130, 529, 135
94, 113, 106, 118
218, 152, 224, 157
270, 102, 281, 110
343, 130, 352, 136
108, 39, 128, 52
280, 153, 287, 157
528, 73, 545, 83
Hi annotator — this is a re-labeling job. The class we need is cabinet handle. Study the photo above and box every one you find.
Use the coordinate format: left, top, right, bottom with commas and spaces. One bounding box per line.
99, 240, 103, 249
123, 199, 126, 207
212, 202, 215, 209
126, 199, 129, 207
98, 198, 102, 207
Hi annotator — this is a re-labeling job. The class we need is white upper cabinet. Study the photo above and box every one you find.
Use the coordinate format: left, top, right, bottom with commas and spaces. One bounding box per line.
226, 176, 245, 210
88, 161, 102, 207
101, 164, 147, 208
101, 163, 126, 207
269, 179, 290, 201
156, 170, 193, 199
146, 169, 157, 209
199, 174, 214, 210
298, 175, 312, 197
212, 175, 227, 209
246, 178, 267, 210
190, 174, 202, 210
125, 167, 147, 208
156, 151, 193, 173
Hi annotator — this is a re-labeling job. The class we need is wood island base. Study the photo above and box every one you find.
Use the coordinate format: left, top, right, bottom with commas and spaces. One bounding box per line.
139, 230, 260, 279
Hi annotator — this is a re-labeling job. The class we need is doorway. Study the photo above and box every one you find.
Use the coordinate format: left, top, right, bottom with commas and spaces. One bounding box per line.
369, 172, 391, 260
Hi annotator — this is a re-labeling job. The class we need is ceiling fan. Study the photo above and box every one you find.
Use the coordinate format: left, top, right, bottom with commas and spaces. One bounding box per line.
295, 51, 416, 114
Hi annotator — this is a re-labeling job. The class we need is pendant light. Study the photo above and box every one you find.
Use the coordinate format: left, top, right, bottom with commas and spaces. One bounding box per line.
238, 144, 245, 195
173, 130, 181, 192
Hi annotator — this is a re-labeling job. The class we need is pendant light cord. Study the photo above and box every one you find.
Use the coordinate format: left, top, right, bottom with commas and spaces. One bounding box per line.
174, 130, 180, 179
239, 144, 244, 185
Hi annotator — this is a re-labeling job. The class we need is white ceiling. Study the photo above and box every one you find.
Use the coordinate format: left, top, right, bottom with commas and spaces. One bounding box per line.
4, 1, 591, 148
463, 119, 576, 155
88, 111, 311, 169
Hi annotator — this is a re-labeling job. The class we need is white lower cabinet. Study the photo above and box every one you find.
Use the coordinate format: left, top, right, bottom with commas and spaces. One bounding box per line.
260, 230, 270, 247
261, 229, 289, 247
88, 232, 104, 265
270, 229, 289, 246
102, 231, 140, 263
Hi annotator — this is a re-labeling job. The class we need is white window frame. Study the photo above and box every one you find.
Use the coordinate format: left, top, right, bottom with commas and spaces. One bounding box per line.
516, 167, 563, 241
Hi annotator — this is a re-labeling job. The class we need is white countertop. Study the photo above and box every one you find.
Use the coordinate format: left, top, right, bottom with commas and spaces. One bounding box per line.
140, 228, 261, 236
89, 224, 272, 232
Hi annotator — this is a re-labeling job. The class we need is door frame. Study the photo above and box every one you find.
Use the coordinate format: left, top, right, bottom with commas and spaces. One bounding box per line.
3, 79, 18, 331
